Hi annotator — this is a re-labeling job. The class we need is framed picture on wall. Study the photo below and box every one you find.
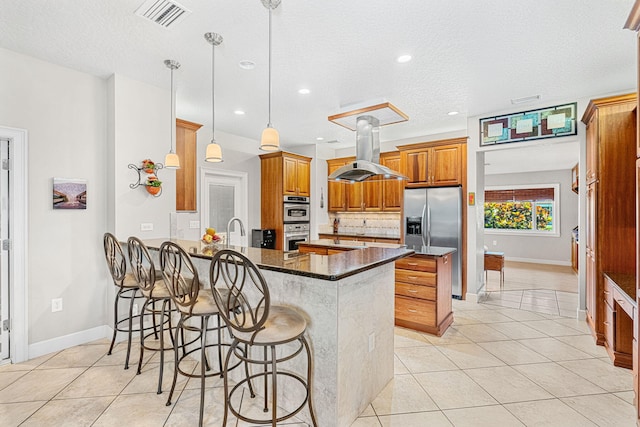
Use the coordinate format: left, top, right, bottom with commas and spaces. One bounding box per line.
479, 102, 577, 146
53, 178, 87, 210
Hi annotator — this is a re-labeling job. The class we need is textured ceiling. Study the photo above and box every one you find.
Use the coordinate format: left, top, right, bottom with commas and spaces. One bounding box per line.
0, 0, 636, 172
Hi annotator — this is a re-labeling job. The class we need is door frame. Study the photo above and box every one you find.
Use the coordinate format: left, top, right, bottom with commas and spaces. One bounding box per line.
0, 126, 28, 363
199, 168, 249, 247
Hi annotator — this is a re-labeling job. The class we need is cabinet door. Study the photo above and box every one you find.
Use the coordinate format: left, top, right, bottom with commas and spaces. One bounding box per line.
346, 182, 363, 211
176, 119, 202, 211
296, 159, 311, 196
585, 183, 597, 323
405, 150, 429, 185
283, 156, 299, 195
381, 153, 402, 211
431, 144, 462, 186
363, 180, 382, 211
586, 113, 598, 183
327, 160, 347, 212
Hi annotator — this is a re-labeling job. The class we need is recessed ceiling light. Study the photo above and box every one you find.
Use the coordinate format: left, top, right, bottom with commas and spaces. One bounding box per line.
238, 60, 255, 70
448, 111, 459, 116
316, 137, 324, 141
397, 55, 412, 63
234, 110, 245, 115
298, 88, 310, 95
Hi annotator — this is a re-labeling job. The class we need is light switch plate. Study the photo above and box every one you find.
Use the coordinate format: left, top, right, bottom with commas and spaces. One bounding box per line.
140, 223, 153, 231
189, 221, 200, 229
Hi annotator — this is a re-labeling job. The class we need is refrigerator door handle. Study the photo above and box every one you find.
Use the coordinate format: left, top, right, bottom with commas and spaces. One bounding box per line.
427, 205, 431, 247
421, 203, 427, 247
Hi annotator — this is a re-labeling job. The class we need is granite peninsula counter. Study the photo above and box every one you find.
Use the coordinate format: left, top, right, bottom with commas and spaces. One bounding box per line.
141, 238, 413, 426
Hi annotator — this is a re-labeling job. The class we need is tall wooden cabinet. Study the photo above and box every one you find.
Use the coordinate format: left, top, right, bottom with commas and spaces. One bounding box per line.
397, 138, 465, 188
581, 94, 637, 348
260, 151, 312, 250
175, 119, 202, 211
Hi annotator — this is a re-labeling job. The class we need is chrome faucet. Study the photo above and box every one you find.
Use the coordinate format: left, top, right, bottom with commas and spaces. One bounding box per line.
225, 217, 246, 247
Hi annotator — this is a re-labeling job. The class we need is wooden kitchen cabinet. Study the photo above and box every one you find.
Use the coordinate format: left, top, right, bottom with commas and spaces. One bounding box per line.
398, 138, 466, 188
380, 152, 403, 211
175, 118, 202, 211
282, 154, 311, 196
394, 253, 453, 336
260, 151, 313, 250
582, 93, 637, 347
326, 152, 403, 212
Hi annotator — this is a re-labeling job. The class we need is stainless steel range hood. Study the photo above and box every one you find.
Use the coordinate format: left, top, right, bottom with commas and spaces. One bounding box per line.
328, 114, 408, 182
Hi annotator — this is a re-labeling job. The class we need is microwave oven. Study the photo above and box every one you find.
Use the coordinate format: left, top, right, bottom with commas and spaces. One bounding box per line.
283, 195, 310, 223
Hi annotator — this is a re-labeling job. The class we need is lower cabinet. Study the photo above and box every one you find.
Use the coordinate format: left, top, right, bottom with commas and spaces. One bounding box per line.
394, 253, 453, 336
603, 274, 634, 369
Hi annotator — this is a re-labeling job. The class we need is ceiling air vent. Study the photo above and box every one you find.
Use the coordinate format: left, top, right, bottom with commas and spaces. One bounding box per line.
135, 0, 191, 28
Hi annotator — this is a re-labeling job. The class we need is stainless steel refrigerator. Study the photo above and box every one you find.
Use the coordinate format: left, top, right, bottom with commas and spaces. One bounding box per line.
404, 186, 462, 298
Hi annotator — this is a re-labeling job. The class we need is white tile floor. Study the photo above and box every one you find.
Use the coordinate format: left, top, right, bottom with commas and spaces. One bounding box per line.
0, 262, 635, 426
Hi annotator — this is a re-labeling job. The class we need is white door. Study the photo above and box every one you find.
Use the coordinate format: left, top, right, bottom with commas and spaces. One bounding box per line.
200, 169, 248, 247
0, 139, 9, 362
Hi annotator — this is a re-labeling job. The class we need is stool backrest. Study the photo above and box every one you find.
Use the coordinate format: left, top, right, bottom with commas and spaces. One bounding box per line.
127, 237, 156, 294
159, 241, 200, 314
210, 249, 270, 336
103, 232, 127, 287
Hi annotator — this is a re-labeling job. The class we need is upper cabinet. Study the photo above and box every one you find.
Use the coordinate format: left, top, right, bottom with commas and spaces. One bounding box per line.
282, 154, 311, 196
261, 151, 312, 198
326, 154, 402, 212
398, 138, 466, 188
176, 119, 203, 211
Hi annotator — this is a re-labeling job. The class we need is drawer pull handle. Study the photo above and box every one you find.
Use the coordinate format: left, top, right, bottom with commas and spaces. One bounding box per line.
604, 290, 610, 295
408, 309, 418, 313
407, 276, 418, 280
604, 321, 610, 325
408, 290, 418, 293
407, 262, 418, 266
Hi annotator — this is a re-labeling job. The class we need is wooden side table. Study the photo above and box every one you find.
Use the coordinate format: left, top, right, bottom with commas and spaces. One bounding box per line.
484, 251, 505, 290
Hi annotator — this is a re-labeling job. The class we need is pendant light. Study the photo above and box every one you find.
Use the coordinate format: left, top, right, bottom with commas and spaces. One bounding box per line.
164, 59, 181, 169
205, 32, 224, 162
260, 0, 281, 151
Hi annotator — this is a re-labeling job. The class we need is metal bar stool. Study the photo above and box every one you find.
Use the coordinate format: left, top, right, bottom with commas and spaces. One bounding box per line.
210, 249, 318, 427
127, 236, 176, 394
103, 232, 148, 370
159, 241, 250, 427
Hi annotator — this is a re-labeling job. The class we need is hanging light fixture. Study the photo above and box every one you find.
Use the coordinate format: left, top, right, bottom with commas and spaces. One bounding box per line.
164, 59, 181, 169
260, 0, 281, 151
204, 32, 224, 162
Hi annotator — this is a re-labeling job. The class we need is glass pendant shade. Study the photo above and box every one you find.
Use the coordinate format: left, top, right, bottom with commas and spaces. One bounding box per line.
260, 126, 280, 151
164, 151, 180, 169
205, 140, 223, 162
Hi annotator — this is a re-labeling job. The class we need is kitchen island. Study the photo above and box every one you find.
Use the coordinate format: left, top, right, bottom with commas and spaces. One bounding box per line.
141, 238, 413, 426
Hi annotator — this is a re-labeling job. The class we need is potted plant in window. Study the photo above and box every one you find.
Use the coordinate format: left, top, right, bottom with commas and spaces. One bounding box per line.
145, 175, 162, 196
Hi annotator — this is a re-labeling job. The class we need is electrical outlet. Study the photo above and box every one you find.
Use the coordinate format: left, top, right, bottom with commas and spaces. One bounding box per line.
492, 240, 497, 246
368, 333, 375, 352
189, 220, 200, 229
140, 223, 153, 231
51, 298, 63, 312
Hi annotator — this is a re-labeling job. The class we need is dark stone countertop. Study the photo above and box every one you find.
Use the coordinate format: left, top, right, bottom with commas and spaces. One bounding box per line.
301, 239, 406, 250
141, 238, 414, 281
604, 272, 636, 302
404, 245, 457, 257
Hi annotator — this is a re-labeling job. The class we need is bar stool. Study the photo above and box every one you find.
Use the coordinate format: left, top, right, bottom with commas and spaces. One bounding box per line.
127, 236, 175, 394
103, 232, 147, 369
159, 241, 248, 427
210, 249, 318, 427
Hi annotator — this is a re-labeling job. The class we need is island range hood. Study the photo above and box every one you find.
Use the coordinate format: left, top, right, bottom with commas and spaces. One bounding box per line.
327, 102, 409, 182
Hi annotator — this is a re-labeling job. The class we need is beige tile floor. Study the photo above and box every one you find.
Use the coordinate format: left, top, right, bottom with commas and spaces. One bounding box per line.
1, 262, 634, 426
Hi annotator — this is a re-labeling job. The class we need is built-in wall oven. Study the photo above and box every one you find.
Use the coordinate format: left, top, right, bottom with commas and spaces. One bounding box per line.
284, 223, 310, 252
283, 196, 310, 223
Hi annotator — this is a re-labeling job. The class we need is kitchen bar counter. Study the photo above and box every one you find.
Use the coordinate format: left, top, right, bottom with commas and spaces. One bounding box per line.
140, 238, 411, 426
319, 231, 401, 241
301, 238, 406, 249
142, 238, 412, 281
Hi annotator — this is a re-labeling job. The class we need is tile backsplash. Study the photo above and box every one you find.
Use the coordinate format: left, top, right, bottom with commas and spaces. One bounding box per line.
320, 212, 401, 237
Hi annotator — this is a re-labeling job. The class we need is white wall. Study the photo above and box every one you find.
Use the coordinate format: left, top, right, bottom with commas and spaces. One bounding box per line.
484, 169, 578, 265
0, 47, 109, 345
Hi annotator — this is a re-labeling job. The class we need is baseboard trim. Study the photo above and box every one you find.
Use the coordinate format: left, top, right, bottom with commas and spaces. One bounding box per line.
505, 257, 571, 266
28, 325, 111, 360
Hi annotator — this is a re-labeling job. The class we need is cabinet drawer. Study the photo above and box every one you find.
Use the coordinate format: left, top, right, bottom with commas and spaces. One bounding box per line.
604, 301, 614, 349
395, 296, 436, 326
604, 279, 614, 309
298, 246, 327, 255
395, 269, 436, 286
395, 282, 436, 301
613, 287, 635, 319
395, 256, 436, 272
